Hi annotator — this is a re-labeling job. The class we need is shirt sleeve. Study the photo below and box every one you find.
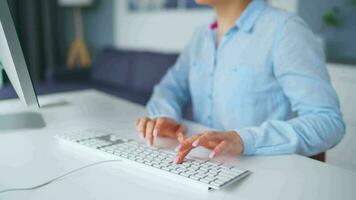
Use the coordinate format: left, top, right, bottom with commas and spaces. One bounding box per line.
146, 31, 198, 122
237, 16, 345, 156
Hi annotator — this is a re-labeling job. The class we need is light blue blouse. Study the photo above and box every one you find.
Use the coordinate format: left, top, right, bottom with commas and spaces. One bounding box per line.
147, 0, 345, 156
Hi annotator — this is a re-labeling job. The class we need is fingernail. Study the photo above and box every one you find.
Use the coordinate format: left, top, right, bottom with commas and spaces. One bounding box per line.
174, 157, 179, 164
192, 140, 199, 147
146, 141, 151, 146
139, 132, 144, 139
209, 152, 216, 159
174, 144, 182, 152
153, 129, 158, 137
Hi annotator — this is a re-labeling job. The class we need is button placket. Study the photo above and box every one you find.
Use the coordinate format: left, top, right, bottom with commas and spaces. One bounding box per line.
207, 50, 219, 126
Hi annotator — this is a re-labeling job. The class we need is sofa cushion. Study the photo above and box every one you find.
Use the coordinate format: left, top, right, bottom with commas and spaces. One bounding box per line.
91, 47, 178, 93
91, 81, 151, 105
90, 47, 193, 118
131, 51, 178, 92
91, 48, 133, 89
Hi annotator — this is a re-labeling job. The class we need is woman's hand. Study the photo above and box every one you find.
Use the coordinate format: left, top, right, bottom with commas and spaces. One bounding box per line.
135, 117, 186, 146
174, 130, 244, 164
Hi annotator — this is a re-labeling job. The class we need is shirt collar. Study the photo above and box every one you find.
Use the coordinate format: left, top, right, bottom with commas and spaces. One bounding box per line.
209, 0, 267, 33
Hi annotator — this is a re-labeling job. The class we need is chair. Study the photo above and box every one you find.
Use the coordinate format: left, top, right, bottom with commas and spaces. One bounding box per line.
310, 152, 325, 162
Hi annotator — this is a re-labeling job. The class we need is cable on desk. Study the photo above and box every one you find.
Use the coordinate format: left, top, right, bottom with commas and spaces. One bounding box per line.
0, 159, 122, 194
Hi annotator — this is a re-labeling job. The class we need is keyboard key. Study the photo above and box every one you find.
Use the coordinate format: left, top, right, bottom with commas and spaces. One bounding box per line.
157, 155, 165, 160
216, 176, 231, 182
121, 154, 129, 158
219, 165, 230, 170
198, 168, 209, 174
162, 167, 171, 172
204, 176, 216, 182
208, 169, 220, 175
189, 165, 200, 171
153, 164, 161, 168
200, 178, 211, 184
229, 167, 243, 173
195, 173, 207, 178
219, 172, 236, 178
209, 162, 222, 167
185, 170, 196, 175
213, 179, 226, 185
176, 168, 185, 173
180, 172, 190, 177
170, 170, 180, 174
210, 181, 222, 187
189, 175, 200, 180
128, 156, 136, 160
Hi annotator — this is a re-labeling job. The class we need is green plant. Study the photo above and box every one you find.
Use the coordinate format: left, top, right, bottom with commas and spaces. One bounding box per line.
322, 6, 341, 28
322, 0, 356, 30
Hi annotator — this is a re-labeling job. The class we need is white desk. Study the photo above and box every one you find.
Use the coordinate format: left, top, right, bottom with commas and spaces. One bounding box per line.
0, 90, 355, 200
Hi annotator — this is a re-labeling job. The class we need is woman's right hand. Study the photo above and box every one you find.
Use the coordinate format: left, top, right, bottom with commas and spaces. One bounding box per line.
135, 117, 186, 146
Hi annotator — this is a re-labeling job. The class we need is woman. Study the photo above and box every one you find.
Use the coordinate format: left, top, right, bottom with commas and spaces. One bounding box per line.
135, 0, 345, 164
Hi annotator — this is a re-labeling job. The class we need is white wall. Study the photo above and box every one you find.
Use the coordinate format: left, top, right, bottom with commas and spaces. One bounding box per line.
113, 0, 300, 53
113, 1, 213, 53
327, 64, 356, 172
268, 0, 299, 13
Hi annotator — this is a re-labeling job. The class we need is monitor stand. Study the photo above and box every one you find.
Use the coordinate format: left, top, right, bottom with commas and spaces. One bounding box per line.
0, 112, 45, 132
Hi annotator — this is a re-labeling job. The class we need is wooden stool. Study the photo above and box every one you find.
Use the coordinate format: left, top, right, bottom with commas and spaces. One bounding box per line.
67, 7, 91, 69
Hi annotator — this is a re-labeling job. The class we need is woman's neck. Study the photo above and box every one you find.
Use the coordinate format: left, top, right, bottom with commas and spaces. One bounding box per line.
214, 0, 251, 44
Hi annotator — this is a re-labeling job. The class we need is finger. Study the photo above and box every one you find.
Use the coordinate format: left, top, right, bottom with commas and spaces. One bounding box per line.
192, 131, 220, 147
146, 120, 156, 146
135, 118, 141, 130
179, 134, 200, 151
137, 117, 149, 138
175, 125, 187, 143
202, 140, 220, 150
210, 141, 229, 159
175, 147, 193, 164
175, 135, 200, 164
153, 118, 166, 137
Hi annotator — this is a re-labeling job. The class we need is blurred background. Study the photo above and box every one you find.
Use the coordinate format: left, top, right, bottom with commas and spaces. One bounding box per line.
0, 0, 355, 172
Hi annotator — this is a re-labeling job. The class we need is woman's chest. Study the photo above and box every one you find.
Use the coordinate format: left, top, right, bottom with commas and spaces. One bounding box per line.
188, 39, 278, 99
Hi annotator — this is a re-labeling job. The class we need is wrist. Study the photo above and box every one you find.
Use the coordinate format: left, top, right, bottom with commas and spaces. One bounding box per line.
229, 131, 244, 155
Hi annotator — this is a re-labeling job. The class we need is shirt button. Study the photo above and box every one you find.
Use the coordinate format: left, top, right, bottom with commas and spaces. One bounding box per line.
208, 94, 213, 99
209, 72, 214, 77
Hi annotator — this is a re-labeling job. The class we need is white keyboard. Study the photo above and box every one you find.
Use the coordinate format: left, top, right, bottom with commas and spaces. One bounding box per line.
56, 129, 250, 190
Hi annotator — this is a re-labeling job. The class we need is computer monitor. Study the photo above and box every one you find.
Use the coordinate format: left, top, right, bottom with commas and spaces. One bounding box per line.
0, 0, 39, 108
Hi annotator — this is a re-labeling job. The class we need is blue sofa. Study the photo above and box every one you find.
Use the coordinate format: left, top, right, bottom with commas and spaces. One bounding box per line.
90, 48, 179, 105
0, 47, 178, 105
0, 47, 196, 119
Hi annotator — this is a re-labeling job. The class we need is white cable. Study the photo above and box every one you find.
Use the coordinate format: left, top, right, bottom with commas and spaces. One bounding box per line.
0, 159, 122, 194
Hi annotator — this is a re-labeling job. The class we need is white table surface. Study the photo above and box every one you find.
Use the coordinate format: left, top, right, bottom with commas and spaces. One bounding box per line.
0, 89, 355, 200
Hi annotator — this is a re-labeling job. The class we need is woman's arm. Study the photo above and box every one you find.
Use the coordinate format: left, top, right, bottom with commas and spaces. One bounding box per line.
146, 32, 198, 122
238, 16, 345, 156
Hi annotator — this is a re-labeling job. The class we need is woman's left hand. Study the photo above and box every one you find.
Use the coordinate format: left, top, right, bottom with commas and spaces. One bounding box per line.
174, 130, 244, 164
